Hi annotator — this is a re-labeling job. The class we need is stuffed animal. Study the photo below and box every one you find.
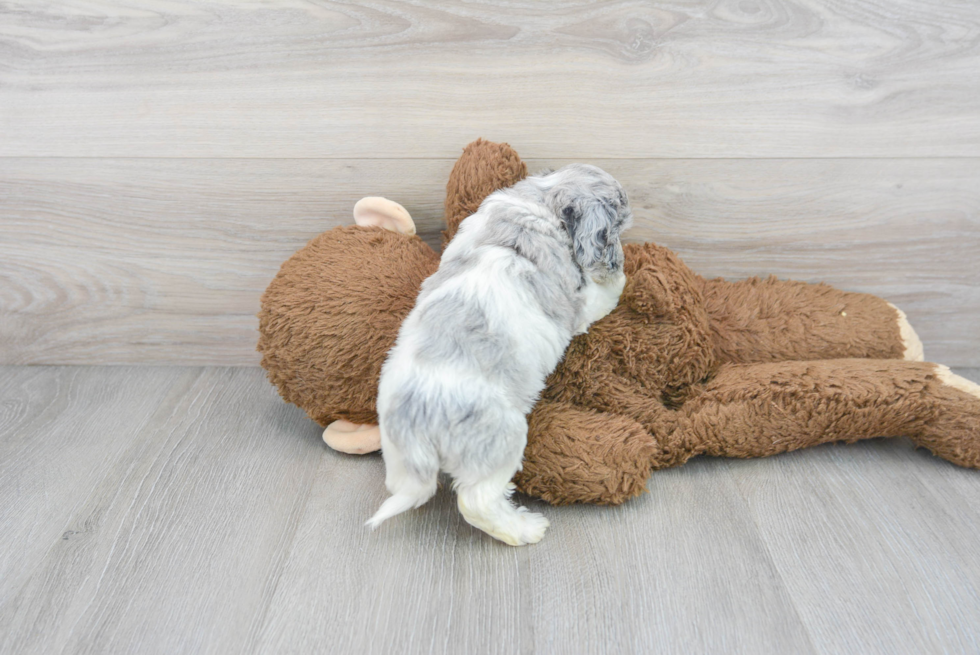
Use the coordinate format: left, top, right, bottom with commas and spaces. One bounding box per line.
258, 139, 980, 505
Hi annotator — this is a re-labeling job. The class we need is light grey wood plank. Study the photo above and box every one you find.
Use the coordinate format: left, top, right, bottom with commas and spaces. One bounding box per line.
728, 435, 980, 654
254, 451, 814, 654
0, 367, 323, 655
0, 157, 452, 366
953, 368, 980, 382
604, 158, 980, 368
906, 367, 980, 555
2, 157, 977, 365
0, 366, 193, 612
2, 365, 979, 654
1, 1, 979, 158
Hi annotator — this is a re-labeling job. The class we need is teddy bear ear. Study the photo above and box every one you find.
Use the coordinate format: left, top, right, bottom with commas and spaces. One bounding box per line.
353, 197, 416, 236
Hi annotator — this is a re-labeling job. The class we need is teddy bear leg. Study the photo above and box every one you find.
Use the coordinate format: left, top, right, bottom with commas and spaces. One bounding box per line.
701, 276, 919, 364
442, 139, 528, 245
675, 360, 980, 468
912, 366, 980, 468
514, 401, 662, 505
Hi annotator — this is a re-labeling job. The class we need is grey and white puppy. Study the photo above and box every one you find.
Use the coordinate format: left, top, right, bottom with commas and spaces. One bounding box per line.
367, 164, 633, 545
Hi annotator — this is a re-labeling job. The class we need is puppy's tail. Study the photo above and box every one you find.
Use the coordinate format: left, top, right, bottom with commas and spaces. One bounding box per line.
366, 439, 438, 530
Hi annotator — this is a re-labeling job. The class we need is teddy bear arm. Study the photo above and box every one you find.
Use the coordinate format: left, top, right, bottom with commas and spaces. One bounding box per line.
700, 276, 921, 364
514, 401, 662, 506
677, 359, 980, 467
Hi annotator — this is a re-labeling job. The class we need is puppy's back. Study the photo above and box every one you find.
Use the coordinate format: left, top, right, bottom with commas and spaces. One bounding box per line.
371, 167, 628, 542
380, 242, 570, 434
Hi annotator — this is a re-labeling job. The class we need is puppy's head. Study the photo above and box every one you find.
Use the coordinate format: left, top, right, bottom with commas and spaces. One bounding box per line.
545, 164, 633, 283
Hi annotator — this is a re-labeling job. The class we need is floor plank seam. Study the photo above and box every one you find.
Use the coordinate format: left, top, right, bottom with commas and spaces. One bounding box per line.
723, 459, 822, 655
242, 451, 321, 654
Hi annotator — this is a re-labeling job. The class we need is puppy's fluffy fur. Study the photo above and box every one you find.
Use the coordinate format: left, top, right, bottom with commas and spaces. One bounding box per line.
367, 164, 633, 545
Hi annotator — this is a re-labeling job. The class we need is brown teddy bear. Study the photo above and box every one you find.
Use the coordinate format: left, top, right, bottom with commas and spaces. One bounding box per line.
258, 139, 980, 505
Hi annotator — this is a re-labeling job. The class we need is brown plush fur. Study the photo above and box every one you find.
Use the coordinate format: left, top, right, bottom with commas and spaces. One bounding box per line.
702, 276, 907, 364
442, 138, 528, 248
258, 226, 438, 426
258, 139, 980, 506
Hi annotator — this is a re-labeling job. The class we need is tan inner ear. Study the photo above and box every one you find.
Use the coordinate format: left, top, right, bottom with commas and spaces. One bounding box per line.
353, 197, 416, 235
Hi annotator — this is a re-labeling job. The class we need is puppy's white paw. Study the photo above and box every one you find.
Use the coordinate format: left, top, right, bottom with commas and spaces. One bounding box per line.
479, 509, 550, 547
458, 496, 551, 546
512, 510, 550, 546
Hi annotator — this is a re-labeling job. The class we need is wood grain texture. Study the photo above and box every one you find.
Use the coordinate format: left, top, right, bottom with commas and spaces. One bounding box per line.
255, 438, 816, 655
0, 366, 978, 654
0, 366, 192, 609
2, 0, 980, 158
0, 367, 323, 655
729, 438, 980, 654
0, 157, 454, 366
2, 157, 977, 366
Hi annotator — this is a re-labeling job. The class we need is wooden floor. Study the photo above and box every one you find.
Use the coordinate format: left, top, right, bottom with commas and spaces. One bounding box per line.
1, 364, 979, 655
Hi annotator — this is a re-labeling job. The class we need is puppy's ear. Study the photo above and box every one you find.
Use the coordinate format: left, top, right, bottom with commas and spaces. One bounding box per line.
561, 199, 614, 271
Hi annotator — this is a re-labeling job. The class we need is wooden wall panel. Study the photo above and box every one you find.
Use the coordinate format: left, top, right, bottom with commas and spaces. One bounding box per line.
2, 157, 977, 365
1, 1, 977, 365
1, 0, 979, 158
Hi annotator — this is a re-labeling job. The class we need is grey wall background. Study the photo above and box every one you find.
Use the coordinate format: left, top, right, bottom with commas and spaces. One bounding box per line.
2, 0, 978, 365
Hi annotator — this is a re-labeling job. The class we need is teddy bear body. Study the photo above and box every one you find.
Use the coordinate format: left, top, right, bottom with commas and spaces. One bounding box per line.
258, 140, 980, 506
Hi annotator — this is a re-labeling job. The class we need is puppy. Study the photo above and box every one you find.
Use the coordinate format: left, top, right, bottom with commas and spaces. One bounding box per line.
367, 164, 633, 545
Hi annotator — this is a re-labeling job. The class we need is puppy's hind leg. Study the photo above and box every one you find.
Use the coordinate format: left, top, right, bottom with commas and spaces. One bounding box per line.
455, 462, 550, 546
366, 436, 438, 530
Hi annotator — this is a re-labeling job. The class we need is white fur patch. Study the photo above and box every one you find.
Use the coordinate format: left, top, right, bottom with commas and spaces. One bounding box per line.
456, 472, 550, 546
888, 302, 924, 362
934, 365, 980, 400
576, 271, 626, 334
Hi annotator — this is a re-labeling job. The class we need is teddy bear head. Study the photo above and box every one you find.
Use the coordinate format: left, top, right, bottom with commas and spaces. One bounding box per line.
257, 200, 439, 432
257, 139, 529, 453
